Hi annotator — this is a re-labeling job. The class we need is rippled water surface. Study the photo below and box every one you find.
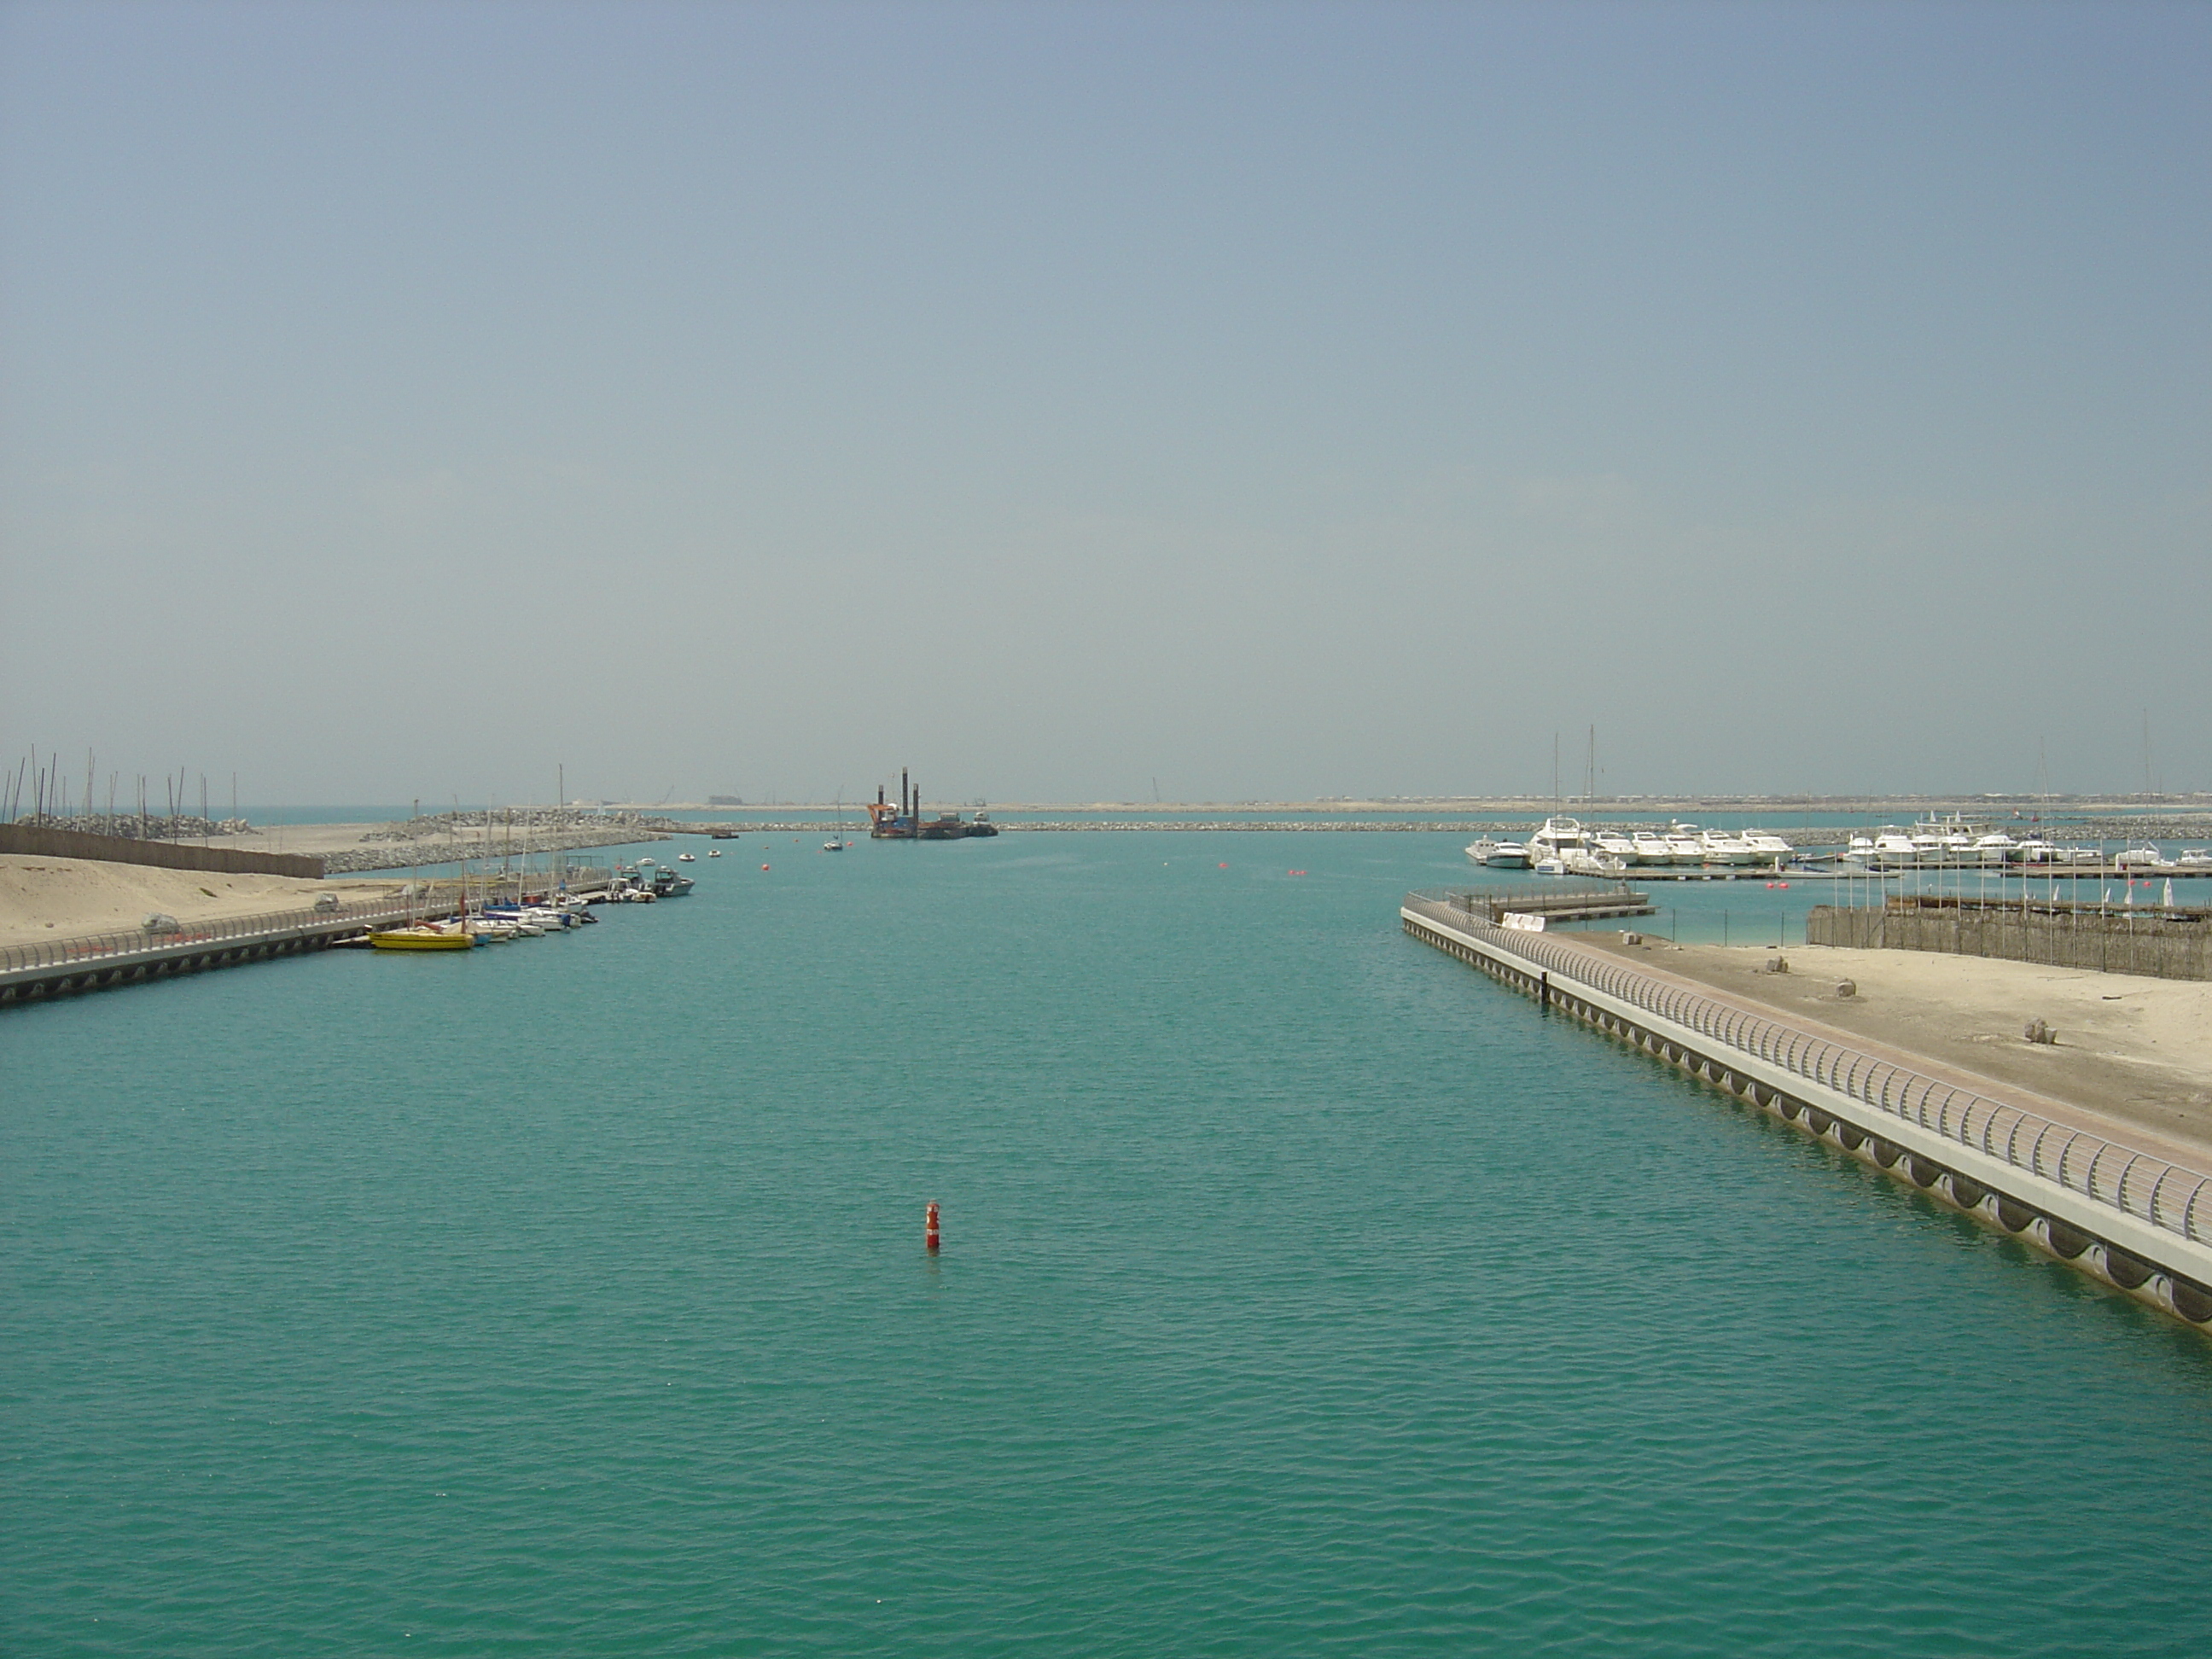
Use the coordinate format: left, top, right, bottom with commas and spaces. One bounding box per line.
5, 832, 2210, 1656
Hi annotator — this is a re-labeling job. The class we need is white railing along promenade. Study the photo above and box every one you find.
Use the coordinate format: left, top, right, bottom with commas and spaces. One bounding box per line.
1404, 892, 2212, 1250
0, 895, 420, 978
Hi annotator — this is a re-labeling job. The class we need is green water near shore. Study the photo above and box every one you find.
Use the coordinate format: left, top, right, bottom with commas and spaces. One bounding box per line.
5, 832, 2209, 1656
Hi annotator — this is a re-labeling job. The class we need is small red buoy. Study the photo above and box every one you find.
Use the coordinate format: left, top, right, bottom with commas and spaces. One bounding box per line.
924, 1201, 940, 1253
761, 863, 771, 870
1219, 862, 1228, 868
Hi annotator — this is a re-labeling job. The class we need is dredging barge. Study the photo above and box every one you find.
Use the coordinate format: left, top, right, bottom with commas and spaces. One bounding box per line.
867, 770, 1000, 841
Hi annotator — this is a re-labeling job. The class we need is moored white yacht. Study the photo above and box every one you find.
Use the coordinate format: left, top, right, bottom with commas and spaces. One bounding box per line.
1663, 824, 1705, 864
1697, 829, 1756, 866
1466, 839, 1534, 869
1527, 817, 1593, 862
1868, 830, 1918, 868
1970, 833, 2017, 866
2116, 844, 2175, 870
1740, 829, 1794, 864
1630, 831, 1674, 865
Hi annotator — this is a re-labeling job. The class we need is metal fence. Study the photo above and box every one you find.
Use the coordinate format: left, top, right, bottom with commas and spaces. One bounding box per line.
1404, 894, 2211, 1249
0, 821, 324, 879
1807, 900, 2212, 981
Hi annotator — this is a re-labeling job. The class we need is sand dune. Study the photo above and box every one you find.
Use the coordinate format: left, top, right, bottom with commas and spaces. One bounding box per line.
0, 855, 408, 950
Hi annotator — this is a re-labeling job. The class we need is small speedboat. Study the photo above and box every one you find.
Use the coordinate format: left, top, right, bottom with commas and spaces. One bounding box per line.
823, 839, 847, 852
1466, 839, 1533, 869
678, 853, 696, 863
707, 849, 722, 858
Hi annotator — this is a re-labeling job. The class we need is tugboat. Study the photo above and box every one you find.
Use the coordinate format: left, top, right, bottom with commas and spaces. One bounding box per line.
866, 769, 1000, 839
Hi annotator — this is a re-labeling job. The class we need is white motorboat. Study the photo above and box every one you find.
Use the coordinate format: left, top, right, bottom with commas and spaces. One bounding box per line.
1630, 832, 1674, 865
678, 852, 696, 863
2009, 839, 2055, 864
1528, 817, 1592, 862
1663, 824, 1705, 864
1592, 830, 1638, 863
1533, 855, 1568, 876
1741, 830, 1794, 863
707, 849, 722, 858
1466, 839, 1534, 870
2178, 849, 2212, 868
1698, 830, 1756, 866
2116, 845, 2174, 870
1869, 830, 1918, 869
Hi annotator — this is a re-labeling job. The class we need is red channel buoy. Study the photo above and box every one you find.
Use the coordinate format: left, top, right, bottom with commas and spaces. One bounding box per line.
924, 1202, 941, 1254
761, 863, 771, 870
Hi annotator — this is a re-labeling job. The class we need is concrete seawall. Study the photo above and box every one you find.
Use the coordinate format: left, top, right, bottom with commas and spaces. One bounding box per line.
0, 823, 324, 879
1401, 894, 2212, 1330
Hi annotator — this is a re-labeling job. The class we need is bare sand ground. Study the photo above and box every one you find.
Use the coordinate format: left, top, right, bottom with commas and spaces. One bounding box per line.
1575, 933, 2212, 1161
0, 855, 410, 949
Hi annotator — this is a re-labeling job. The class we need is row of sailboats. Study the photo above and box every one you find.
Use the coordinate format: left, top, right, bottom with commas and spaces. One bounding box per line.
369, 821, 605, 948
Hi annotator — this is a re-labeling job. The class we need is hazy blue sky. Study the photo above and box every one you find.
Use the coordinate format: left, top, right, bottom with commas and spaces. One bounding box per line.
3, 1, 2206, 806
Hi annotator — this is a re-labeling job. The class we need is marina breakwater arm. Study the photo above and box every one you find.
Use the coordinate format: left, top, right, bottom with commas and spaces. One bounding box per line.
318, 830, 670, 874
1400, 891, 2212, 1329
1, 894, 427, 1004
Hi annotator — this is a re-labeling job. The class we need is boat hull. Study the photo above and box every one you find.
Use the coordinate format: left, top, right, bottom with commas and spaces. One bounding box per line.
368, 929, 476, 951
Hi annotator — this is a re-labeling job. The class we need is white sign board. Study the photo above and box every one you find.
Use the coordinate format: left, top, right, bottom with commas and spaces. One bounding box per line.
1501, 911, 1547, 932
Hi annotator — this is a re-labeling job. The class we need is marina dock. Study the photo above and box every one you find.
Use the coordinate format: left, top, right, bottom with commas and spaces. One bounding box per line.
1441, 885, 1656, 924
0, 867, 626, 1005
1, 896, 428, 1004
1401, 889, 2212, 1330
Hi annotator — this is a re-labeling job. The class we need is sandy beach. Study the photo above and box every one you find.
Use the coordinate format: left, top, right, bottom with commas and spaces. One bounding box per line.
0, 855, 410, 950
1577, 934, 2212, 1161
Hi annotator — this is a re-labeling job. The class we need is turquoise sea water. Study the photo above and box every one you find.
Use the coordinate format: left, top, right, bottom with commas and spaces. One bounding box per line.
5, 832, 2210, 1656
